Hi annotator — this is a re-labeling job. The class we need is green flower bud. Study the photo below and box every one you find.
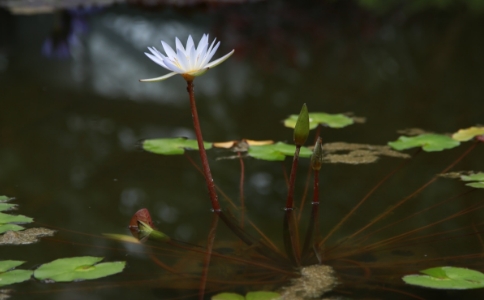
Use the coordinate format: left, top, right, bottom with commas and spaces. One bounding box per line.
311, 137, 323, 171
294, 103, 310, 146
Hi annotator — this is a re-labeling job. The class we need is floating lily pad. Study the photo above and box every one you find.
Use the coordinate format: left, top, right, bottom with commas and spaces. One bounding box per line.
0, 261, 33, 287
403, 266, 484, 289
0, 224, 25, 235
466, 182, 484, 188
248, 142, 312, 161
0, 228, 55, 245
34, 256, 125, 282
212, 293, 245, 300
246, 291, 281, 300
213, 140, 273, 152
143, 138, 212, 155
388, 134, 460, 152
284, 113, 354, 130
452, 127, 484, 142
461, 173, 484, 182
0, 204, 16, 212
0, 212, 32, 224
0, 196, 13, 203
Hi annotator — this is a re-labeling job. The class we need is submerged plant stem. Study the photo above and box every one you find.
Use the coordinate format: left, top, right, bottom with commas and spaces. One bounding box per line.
199, 214, 219, 300
186, 80, 221, 212
238, 151, 245, 227
286, 145, 301, 209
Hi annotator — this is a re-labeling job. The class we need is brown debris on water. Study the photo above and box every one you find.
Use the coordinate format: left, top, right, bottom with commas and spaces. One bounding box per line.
280, 265, 338, 300
0, 228, 55, 245
321, 142, 410, 164
396, 128, 432, 136
0, 289, 11, 300
342, 112, 366, 124
439, 171, 475, 179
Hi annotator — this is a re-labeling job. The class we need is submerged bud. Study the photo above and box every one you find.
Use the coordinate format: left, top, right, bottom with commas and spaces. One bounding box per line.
311, 137, 323, 171
294, 103, 310, 146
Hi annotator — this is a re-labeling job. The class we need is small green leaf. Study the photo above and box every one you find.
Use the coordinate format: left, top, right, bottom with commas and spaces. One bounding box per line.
293, 103, 309, 146
284, 112, 354, 130
0, 203, 16, 212
0, 224, 25, 234
0, 260, 26, 273
452, 127, 484, 142
0, 269, 33, 287
34, 257, 125, 282
246, 291, 281, 300
461, 173, 484, 182
0, 212, 33, 224
211, 292, 245, 300
403, 266, 484, 290
466, 182, 484, 189
248, 142, 312, 161
388, 134, 460, 152
143, 138, 212, 155
0, 196, 13, 203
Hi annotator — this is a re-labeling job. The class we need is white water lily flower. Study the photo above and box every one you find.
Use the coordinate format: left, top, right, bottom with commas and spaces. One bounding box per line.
141, 34, 234, 82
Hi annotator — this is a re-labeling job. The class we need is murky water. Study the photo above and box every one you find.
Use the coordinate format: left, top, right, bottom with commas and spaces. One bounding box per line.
1, 1, 484, 299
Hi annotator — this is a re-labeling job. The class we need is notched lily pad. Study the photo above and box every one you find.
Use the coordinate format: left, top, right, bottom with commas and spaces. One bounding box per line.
0, 261, 33, 287
0, 204, 16, 212
403, 266, 484, 289
461, 172, 484, 189
143, 137, 212, 155
248, 142, 312, 161
452, 127, 484, 142
246, 291, 281, 300
388, 134, 460, 152
321, 142, 410, 164
0, 228, 56, 245
0, 196, 14, 203
34, 256, 125, 282
213, 139, 274, 152
284, 112, 354, 130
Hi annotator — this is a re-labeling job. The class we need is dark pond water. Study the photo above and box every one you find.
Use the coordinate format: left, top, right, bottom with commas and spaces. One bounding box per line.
1, 0, 484, 299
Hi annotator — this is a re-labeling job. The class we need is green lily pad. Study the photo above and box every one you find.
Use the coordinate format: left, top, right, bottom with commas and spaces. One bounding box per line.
388, 134, 460, 152
248, 142, 312, 161
212, 293, 245, 300
466, 182, 484, 189
143, 138, 212, 155
0, 212, 33, 224
34, 257, 125, 282
461, 173, 484, 182
0, 196, 13, 202
0, 203, 16, 212
246, 291, 281, 300
452, 127, 484, 142
403, 266, 484, 289
0, 260, 33, 287
0, 224, 25, 234
284, 112, 354, 130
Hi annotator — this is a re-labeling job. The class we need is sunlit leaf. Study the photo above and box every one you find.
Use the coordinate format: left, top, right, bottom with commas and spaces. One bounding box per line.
0, 224, 24, 234
0, 228, 55, 245
0, 196, 13, 203
34, 257, 125, 282
403, 266, 484, 289
246, 291, 281, 300
452, 127, 484, 142
466, 182, 484, 189
248, 142, 312, 161
212, 139, 273, 152
0, 203, 16, 212
211, 292, 245, 300
388, 134, 460, 152
0, 260, 33, 287
284, 112, 354, 130
461, 173, 484, 182
143, 137, 212, 155
0, 261, 26, 273
0, 212, 33, 224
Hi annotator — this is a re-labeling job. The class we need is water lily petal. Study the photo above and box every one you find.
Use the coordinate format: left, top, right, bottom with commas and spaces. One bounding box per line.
139, 72, 177, 82
186, 35, 194, 55
176, 48, 190, 71
145, 52, 168, 69
196, 34, 209, 55
195, 43, 208, 69
200, 41, 220, 67
205, 49, 235, 69
163, 59, 185, 73
188, 68, 208, 77
161, 41, 177, 60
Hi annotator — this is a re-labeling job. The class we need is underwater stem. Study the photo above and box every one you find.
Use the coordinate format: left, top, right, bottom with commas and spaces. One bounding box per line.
238, 151, 246, 227
186, 80, 221, 212
199, 213, 219, 300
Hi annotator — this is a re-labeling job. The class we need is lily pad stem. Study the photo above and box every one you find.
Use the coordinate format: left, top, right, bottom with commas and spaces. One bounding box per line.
186, 80, 221, 212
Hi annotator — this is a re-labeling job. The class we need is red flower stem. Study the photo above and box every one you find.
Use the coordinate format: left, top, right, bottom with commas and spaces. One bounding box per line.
186, 80, 221, 212
313, 169, 320, 204
238, 151, 245, 227
285, 145, 301, 209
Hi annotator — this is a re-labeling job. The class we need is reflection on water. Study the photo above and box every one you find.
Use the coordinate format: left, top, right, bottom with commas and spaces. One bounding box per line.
1, 0, 484, 299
